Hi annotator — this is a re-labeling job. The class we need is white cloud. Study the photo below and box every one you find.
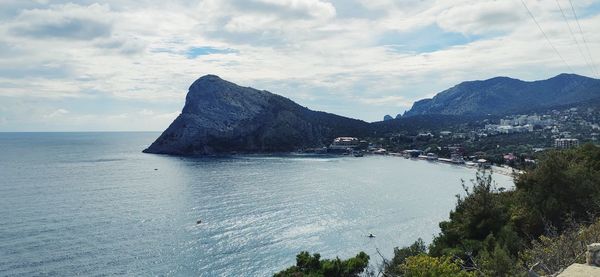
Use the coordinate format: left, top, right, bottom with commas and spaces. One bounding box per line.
358, 95, 413, 107
44, 108, 69, 118
255, 0, 336, 19
8, 3, 113, 40
436, 1, 524, 35
0, 0, 599, 130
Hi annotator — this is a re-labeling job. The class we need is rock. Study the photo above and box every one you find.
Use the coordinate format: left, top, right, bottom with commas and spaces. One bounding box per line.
558, 263, 600, 276
586, 243, 600, 266
383, 115, 393, 121
143, 75, 370, 155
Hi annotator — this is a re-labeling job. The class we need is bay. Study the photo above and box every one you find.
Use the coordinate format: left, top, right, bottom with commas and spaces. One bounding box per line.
0, 132, 513, 276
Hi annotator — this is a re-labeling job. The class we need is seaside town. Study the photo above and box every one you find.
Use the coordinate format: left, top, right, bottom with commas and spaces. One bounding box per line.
313, 105, 600, 172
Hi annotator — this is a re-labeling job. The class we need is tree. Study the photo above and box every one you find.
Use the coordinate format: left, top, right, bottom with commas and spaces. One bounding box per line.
513, 144, 600, 236
429, 171, 515, 260
274, 251, 369, 277
384, 238, 427, 275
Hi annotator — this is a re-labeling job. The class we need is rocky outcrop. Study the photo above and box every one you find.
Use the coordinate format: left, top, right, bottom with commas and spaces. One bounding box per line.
558, 263, 600, 276
143, 75, 370, 155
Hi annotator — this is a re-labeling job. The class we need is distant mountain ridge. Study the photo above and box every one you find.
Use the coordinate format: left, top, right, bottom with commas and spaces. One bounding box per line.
144, 75, 370, 155
403, 73, 600, 117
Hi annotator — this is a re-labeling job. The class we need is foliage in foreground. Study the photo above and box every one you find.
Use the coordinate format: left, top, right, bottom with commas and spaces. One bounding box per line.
399, 255, 476, 277
274, 251, 369, 277
384, 239, 427, 275
395, 144, 600, 276
520, 219, 600, 275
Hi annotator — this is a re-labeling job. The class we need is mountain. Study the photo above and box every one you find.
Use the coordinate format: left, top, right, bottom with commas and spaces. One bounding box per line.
372, 114, 489, 135
143, 75, 370, 155
383, 115, 393, 121
404, 74, 600, 117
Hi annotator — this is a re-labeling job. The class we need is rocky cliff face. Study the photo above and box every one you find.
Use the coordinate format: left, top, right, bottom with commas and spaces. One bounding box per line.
143, 75, 370, 155
404, 74, 600, 116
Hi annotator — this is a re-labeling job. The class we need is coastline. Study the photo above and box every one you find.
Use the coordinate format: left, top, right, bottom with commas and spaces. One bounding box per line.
384, 152, 520, 178
150, 148, 522, 179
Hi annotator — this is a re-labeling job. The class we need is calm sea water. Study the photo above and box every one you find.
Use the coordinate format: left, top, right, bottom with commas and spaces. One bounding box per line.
0, 132, 513, 276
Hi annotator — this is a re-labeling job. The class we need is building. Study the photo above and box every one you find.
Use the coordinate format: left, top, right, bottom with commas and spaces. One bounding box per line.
555, 138, 579, 149
503, 153, 517, 163
329, 137, 359, 150
439, 131, 452, 137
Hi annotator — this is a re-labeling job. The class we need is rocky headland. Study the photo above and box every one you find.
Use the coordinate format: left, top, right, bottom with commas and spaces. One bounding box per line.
143, 75, 370, 155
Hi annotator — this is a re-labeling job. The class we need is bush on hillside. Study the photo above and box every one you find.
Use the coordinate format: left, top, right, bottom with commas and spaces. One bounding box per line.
274, 251, 369, 277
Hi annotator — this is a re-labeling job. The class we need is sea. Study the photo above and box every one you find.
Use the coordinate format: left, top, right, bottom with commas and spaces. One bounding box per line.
0, 132, 514, 276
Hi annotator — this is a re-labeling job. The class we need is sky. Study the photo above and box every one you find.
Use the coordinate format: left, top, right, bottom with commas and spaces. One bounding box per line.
1, 0, 600, 131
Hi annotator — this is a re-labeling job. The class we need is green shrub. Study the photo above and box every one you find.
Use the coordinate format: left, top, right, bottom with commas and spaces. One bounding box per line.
384, 238, 427, 275
520, 219, 600, 275
274, 251, 369, 277
513, 144, 600, 235
400, 255, 475, 277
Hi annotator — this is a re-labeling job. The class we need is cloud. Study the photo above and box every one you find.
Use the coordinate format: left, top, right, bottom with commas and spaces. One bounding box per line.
0, 62, 72, 79
1, 0, 600, 131
44, 108, 69, 118
229, 0, 336, 20
185, 46, 238, 58
380, 24, 476, 54
436, 1, 524, 35
0, 40, 25, 57
9, 3, 113, 40
94, 36, 146, 55
358, 95, 413, 107
201, 0, 337, 46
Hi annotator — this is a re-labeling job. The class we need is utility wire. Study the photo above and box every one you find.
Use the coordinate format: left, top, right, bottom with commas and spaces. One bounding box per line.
556, 0, 597, 77
520, 0, 574, 73
567, 0, 599, 77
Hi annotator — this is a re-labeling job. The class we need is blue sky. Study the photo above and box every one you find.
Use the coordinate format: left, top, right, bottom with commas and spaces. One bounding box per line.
1, 0, 600, 131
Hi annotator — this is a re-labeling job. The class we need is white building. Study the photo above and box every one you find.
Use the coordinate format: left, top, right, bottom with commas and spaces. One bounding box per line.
554, 138, 579, 149
329, 137, 359, 150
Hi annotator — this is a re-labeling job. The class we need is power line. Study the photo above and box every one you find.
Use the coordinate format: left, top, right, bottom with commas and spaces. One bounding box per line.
555, 0, 597, 77
567, 0, 599, 77
520, 0, 574, 73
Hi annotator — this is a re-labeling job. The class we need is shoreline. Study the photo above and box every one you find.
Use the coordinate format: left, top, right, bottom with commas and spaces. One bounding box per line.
383, 152, 521, 178
147, 149, 522, 178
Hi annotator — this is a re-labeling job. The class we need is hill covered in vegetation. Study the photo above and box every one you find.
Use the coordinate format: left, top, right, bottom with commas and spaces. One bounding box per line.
403, 74, 600, 117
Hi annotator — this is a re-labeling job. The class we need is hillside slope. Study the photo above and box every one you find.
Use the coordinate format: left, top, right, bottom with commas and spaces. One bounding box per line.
404, 74, 600, 116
